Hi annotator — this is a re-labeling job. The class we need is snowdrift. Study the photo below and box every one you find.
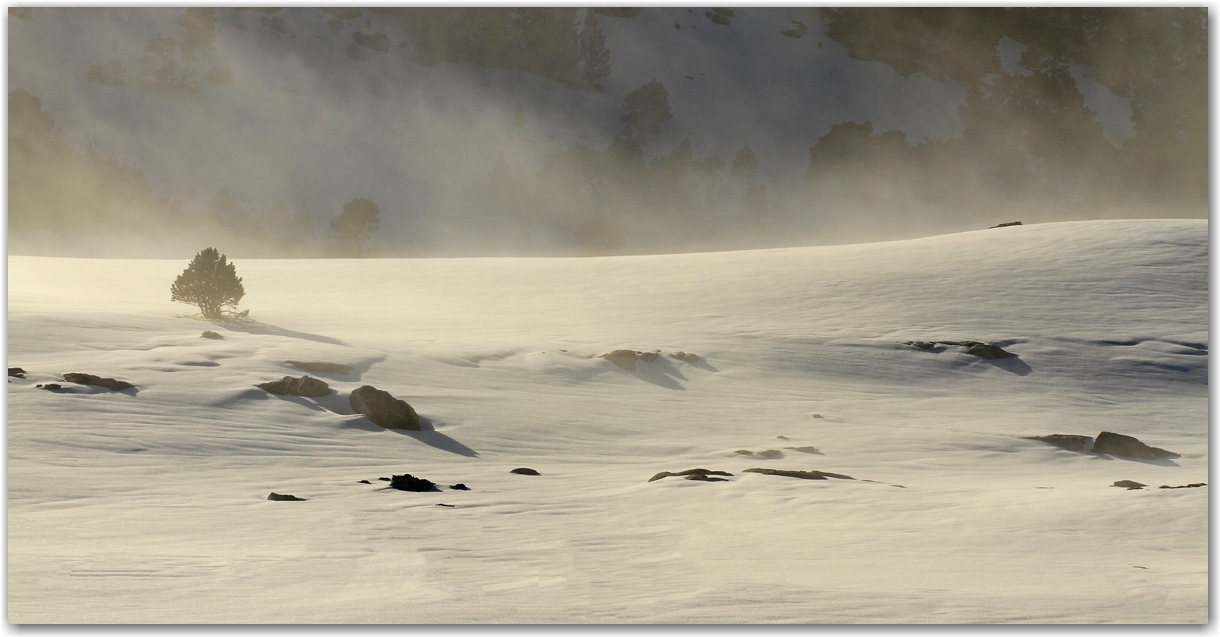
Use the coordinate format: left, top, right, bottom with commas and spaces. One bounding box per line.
7, 219, 1207, 622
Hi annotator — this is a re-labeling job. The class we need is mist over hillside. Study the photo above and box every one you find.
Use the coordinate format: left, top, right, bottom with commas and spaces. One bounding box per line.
8, 8, 1206, 258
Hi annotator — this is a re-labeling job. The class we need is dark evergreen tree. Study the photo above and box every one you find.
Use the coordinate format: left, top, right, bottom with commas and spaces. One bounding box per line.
730, 147, 757, 177
171, 247, 245, 320
330, 197, 381, 256
611, 79, 672, 158
578, 11, 611, 90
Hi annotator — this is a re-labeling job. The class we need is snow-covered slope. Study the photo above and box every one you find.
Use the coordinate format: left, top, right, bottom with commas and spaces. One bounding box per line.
7, 219, 1207, 623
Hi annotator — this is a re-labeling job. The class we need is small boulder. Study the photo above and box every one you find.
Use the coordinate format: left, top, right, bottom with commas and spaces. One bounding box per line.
757, 449, 783, 458
784, 446, 820, 454
390, 474, 435, 492
349, 385, 420, 430
1092, 431, 1179, 460
990, 221, 1023, 228
600, 349, 639, 371
257, 375, 332, 397
286, 360, 354, 375
510, 467, 540, 476
436, 503, 455, 508
378, 477, 390, 482
743, 468, 855, 480
964, 343, 1017, 360
640, 351, 660, 363
670, 351, 700, 364
63, 373, 133, 391
201, 331, 224, 340
1025, 434, 1092, 453
8, 367, 27, 378
38, 383, 62, 390
449, 483, 470, 491
1112, 480, 1146, 490
358, 480, 371, 484
267, 492, 305, 501
904, 341, 937, 351
648, 468, 733, 482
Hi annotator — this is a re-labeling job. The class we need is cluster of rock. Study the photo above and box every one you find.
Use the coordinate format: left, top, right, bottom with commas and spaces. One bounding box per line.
599, 349, 701, 371
648, 467, 856, 483
201, 331, 224, 340
904, 340, 1017, 360
257, 375, 331, 397
1026, 431, 1179, 460
649, 468, 733, 482
8, 367, 26, 379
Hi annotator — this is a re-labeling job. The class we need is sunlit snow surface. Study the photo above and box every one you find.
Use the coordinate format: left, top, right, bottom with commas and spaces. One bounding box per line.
7, 220, 1207, 623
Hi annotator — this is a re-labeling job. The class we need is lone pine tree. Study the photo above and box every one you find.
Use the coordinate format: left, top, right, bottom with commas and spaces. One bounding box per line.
171, 247, 245, 320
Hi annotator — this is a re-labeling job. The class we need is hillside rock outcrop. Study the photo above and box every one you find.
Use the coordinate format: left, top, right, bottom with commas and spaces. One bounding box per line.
257, 375, 332, 397
63, 373, 134, 391
349, 385, 420, 430
1092, 431, 1179, 460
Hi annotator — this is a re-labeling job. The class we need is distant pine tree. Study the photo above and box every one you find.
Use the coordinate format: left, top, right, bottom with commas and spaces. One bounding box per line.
329, 198, 381, 256
578, 11, 611, 91
171, 247, 245, 320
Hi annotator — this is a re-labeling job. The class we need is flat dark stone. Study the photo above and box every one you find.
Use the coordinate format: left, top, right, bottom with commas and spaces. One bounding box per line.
390, 474, 435, 492
449, 483, 470, 490
358, 480, 371, 484
1159, 483, 1206, 489
201, 330, 224, 340
378, 477, 390, 481
649, 468, 734, 482
685, 474, 729, 482
743, 468, 855, 480
257, 375, 332, 397
511, 468, 540, 476
8, 367, 26, 378
267, 492, 305, 501
1093, 431, 1179, 460
1025, 434, 1092, 452
39, 383, 62, 390
63, 373, 134, 391
990, 221, 1023, 228
1112, 480, 1146, 490
436, 503, 455, 507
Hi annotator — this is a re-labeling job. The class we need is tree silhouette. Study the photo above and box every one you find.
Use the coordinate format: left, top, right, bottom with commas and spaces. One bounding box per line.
611, 79, 672, 158
171, 247, 245, 320
578, 11, 611, 90
730, 147, 757, 177
330, 198, 381, 256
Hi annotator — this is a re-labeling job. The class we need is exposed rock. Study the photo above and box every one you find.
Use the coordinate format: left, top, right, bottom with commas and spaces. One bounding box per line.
267, 492, 305, 501
686, 474, 729, 482
390, 474, 435, 492
640, 351, 660, 362
776, 435, 789, 440
38, 383, 62, 390
63, 373, 134, 391
8, 367, 26, 378
286, 360, 354, 375
600, 349, 640, 370
201, 330, 224, 340
349, 385, 420, 430
757, 449, 782, 458
511, 467, 540, 476
1159, 483, 1206, 489
670, 351, 700, 364
784, 446, 820, 454
733, 449, 753, 455
257, 375, 332, 397
449, 483, 470, 491
1112, 480, 1146, 490
1025, 434, 1092, 452
743, 468, 855, 480
904, 340, 1017, 359
378, 477, 390, 482
358, 480, 371, 484
1092, 431, 1179, 460
811, 414, 823, 419
990, 221, 1023, 228
649, 468, 733, 482
436, 503, 455, 507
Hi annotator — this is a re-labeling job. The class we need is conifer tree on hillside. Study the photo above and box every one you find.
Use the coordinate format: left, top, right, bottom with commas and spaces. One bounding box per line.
329, 197, 381, 256
171, 247, 245, 320
611, 79, 672, 158
578, 11, 611, 91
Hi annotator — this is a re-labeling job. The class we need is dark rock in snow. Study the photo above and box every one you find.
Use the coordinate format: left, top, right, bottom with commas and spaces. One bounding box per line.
286, 360, 354, 375
733, 450, 753, 455
449, 483, 470, 490
649, 468, 733, 482
640, 351, 660, 363
349, 385, 420, 430
201, 330, 224, 340
390, 474, 435, 492
267, 492, 306, 501
964, 343, 1017, 360
38, 383, 62, 390
63, 373, 134, 391
1112, 480, 1146, 490
743, 468, 855, 481
1025, 434, 1093, 452
358, 480, 371, 484
378, 477, 390, 482
990, 221, 1023, 228
757, 449, 783, 458
784, 446, 820, 454
601, 349, 640, 371
1092, 431, 1179, 460
670, 351, 700, 364
436, 503, 455, 507
686, 474, 729, 482
1159, 483, 1206, 489
511, 467, 540, 476
257, 375, 332, 397
905, 341, 937, 351
8, 367, 27, 378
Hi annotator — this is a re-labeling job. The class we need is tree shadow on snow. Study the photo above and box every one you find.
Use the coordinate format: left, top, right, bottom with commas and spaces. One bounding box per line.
217, 318, 348, 347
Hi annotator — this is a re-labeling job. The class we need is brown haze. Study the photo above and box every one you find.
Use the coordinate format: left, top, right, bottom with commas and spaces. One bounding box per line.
7, 8, 1207, 258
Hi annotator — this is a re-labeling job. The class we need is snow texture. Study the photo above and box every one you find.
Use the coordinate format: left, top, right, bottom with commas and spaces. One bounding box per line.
6, 219, 1207, 623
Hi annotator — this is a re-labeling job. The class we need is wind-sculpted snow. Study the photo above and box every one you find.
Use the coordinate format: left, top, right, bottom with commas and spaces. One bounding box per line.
7, 220, 1207, 622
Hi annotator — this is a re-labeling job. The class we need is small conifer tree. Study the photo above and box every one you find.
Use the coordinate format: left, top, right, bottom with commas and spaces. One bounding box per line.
171, 247, 245, 320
